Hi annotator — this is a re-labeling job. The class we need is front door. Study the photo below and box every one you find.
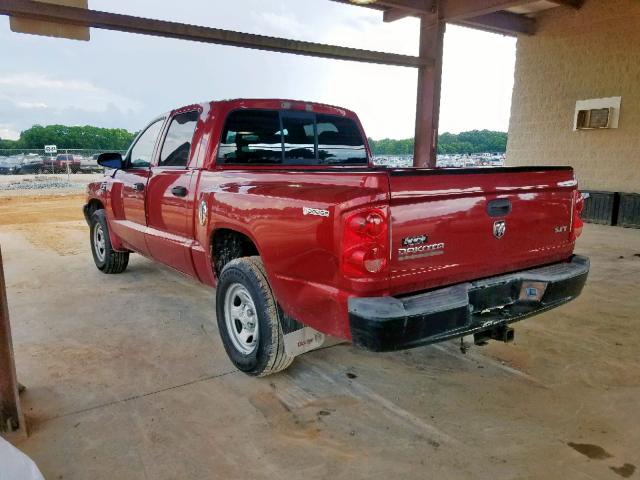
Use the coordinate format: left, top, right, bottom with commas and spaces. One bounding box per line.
145, 110, 200, 275
109, 118, 164, 256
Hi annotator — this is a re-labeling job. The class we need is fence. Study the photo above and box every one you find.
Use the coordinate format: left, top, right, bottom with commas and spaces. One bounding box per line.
372, 154, 506, 168
0, 149, 126, 194
0, 149, 127, 174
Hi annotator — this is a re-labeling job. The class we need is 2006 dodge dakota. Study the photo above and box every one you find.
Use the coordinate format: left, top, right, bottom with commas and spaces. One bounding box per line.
84, 99, 589, 376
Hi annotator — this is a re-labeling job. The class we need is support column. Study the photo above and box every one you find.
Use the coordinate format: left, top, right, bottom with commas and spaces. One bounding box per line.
0, 245, 25, 436
413, 15, 445, 168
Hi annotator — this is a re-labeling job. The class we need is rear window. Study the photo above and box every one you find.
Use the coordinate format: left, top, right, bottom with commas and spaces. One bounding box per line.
218, 109, 367, 166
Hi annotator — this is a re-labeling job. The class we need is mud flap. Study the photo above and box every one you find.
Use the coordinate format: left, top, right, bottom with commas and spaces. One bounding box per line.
283, 326, 327, 357
279, 306, 344, 357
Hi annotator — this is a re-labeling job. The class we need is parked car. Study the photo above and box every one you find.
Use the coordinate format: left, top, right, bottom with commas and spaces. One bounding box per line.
0, 156, 22, 175
79, 154, 103, 173
44, 153, 82, 173
42, 155, 56, 170
18, 154, 45, 174
84, 99, 589, 377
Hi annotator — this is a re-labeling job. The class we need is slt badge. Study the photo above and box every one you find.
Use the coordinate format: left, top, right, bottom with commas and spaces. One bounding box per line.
493, 220, 506, 239
198, 200, 208, 226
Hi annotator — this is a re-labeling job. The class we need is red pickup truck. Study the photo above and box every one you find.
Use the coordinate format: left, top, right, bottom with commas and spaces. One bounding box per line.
84, 99, 589, 377
45, 153, 82, 173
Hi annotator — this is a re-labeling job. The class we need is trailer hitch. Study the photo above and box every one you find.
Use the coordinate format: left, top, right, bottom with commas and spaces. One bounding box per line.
473, 325, 515, 346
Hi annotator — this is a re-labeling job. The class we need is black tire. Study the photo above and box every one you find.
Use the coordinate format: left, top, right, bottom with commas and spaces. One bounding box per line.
90, 210, 129, 274
216, 256, 294, 377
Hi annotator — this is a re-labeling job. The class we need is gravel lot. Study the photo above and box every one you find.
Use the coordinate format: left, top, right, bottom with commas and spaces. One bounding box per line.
0, 174, 103, 196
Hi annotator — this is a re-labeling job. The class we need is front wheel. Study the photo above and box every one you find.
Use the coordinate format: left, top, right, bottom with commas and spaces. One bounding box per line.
216, 257, 294, 376
90, 210, 129, 274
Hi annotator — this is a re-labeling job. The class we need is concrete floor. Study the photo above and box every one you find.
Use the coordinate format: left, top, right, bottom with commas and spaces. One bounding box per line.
1, 194, 639, 480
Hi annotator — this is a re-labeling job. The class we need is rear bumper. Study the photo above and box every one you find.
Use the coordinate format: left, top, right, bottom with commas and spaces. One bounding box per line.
348, 255, 589, 352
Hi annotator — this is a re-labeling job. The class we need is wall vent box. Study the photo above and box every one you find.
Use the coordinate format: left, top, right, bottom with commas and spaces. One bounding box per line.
574, 97, 621, 131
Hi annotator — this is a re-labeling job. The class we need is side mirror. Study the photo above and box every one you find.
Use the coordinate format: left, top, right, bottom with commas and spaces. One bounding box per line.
97, 152, 123, 170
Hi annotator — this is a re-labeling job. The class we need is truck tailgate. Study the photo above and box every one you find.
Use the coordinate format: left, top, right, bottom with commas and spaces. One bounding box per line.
387, 167, 577, 296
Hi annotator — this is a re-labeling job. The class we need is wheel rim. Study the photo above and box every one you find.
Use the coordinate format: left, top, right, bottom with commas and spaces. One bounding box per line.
93, 223, 106, 263
224, 283, 259, 355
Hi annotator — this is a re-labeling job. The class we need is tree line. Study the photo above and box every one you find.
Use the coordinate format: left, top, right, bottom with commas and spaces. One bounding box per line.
368, 129, 507, 155
1, 124, 507, 156
0, 124, 137, 151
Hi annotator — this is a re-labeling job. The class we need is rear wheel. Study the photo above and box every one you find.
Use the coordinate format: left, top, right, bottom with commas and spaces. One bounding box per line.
216, 257, 294, 376
90, 210, 129, 274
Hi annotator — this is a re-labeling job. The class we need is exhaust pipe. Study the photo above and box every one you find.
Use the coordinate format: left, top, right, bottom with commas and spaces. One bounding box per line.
474, 326, 515, 346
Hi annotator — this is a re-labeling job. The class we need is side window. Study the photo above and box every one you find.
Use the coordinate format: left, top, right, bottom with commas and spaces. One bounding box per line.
282, 113, 315, 164
129, 119, 164, 168
158, 110, 199, 167
218, 110, 282, 164
316, 114, 367, 165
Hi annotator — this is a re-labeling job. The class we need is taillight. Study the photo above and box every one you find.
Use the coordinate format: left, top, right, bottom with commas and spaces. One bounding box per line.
342, 208, 389, 276
570, 190, 585, 241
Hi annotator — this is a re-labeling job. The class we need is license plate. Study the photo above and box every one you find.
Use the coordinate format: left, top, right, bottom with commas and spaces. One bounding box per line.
519, 281, 547, 302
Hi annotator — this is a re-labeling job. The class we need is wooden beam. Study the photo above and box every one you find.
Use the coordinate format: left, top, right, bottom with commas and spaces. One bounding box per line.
549, 0, 584, 8
0, 245, 25, 436
457, 11, 535, 36
0, 0, 430, 68
413, 16, 445, 168
376, 0, 534, 34
332, 0, 431, 15
376, 0, 431, 12
383, 8, 413, 22
439, 0, 541, 21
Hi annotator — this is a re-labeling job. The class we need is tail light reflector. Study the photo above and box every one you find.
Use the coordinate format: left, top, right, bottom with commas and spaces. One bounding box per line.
570, 190, 585, 241
342, 208, 389, 276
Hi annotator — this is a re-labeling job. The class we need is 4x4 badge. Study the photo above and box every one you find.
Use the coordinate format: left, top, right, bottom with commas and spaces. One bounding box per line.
493, 220, 506, 239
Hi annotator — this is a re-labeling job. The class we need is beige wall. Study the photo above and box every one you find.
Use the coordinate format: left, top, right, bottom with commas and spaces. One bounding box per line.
506, 0, 640, 192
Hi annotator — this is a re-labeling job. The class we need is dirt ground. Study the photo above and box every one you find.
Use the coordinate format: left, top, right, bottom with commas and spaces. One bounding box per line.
1, 193, 639, 480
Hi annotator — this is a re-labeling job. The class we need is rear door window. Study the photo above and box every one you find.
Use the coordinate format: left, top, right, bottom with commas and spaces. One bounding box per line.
218, 109, 368, 166
218, 110, 282, 164
158, 110, 199, 167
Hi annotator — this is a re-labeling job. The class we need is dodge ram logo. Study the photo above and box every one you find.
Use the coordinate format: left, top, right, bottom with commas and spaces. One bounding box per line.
402, 235, 428, 247
198, 200, 208, 226
493, 220, 506, 239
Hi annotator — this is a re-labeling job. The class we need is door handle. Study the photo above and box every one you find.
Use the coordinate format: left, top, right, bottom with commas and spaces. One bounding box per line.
133, 182, 145, 192
171, 186, 188, 197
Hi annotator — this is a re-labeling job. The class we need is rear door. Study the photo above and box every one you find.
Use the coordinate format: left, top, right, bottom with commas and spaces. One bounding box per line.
387, 167, 577, 296
145, 109, 200, 275
109, 118, 165, 256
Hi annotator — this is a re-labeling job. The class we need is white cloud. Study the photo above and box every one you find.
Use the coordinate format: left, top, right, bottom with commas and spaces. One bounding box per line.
0, 73, 142, 113
0, 73, 103, 92
0, 125, 20, 141
15, 101, 48, 109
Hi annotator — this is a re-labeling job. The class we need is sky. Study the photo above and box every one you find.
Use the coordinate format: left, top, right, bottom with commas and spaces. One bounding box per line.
0, 0, 517, 141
